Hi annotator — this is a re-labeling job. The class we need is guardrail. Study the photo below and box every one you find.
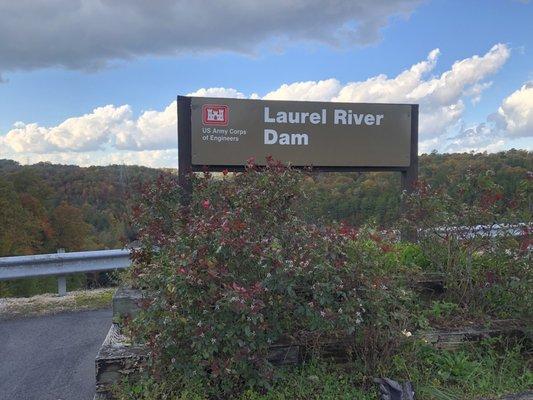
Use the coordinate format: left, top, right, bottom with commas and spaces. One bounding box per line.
0, 249, 131, 296
0, 223, 529, 297
431, 223, 531, 238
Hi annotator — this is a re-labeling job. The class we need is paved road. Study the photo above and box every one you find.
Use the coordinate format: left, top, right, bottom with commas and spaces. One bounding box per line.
0, 309, 112, 400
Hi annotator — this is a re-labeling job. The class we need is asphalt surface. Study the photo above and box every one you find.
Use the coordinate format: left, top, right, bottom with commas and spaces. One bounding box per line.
0, 309, 112, 400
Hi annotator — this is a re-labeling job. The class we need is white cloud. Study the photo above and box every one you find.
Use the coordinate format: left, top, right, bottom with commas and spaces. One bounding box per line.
465, 82, 493, 105
497, 82, 533, 137
444, 83, 533, 153
333, 48, 440, 103
1, 43, 525, 167
0, 0, 421, 78
187, 88, 246, 99
115, 101, 178, 151
265, 44, 509, 138
3, 105, 133, 153
263, 79, 342, 101
445, 122, 502, 153
1, 104, 176, 153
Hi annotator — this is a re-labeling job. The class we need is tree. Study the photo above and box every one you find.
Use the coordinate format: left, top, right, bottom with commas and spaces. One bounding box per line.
50, 202, 92, 251
0, 177, 37, 256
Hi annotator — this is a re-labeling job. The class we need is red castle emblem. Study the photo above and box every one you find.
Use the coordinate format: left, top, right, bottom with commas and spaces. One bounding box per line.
202, 104, 228, 126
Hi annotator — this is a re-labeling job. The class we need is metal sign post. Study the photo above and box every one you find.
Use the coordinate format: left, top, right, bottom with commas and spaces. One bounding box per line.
178, 96, 192, 204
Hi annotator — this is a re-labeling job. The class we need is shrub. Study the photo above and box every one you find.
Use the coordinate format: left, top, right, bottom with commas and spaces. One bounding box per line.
401, 170, 532, 320
120, 162, 531, 399
126, 159, 414, 396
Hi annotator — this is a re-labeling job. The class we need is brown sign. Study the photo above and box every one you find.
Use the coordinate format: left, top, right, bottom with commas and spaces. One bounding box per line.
187, 96, 415, 168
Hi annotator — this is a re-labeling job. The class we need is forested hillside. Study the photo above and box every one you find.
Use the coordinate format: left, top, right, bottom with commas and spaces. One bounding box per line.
304, 150, 532, 226
0, 160, 160, 257
0, 150, 531, 259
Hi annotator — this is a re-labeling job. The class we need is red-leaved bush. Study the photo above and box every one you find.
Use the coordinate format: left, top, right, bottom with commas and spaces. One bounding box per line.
127, 159, 413, 395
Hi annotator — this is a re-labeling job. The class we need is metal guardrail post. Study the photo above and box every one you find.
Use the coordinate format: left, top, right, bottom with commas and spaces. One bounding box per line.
57, 276, 67, 296
57, 249, 66, 296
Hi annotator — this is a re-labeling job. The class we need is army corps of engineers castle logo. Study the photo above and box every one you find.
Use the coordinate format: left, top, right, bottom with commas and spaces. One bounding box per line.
202, 104, 229, 126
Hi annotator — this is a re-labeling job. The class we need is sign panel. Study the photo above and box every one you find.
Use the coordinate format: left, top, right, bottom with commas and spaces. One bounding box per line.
188, 96, 414, 168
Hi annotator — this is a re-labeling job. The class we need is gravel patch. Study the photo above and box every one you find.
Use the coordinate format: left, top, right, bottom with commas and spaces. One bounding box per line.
0, 288, 114, 319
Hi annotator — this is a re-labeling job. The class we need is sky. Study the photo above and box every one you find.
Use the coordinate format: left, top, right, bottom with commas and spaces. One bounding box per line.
0, 0, 532, 168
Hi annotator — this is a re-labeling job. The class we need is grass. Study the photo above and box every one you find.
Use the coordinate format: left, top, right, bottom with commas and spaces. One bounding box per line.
0, 287, 114, 319
114, 337, 532, 400
115, 363, 377, 400
390, 338, 532, 399
0, 273, 89, 297
239, 363, 377, 400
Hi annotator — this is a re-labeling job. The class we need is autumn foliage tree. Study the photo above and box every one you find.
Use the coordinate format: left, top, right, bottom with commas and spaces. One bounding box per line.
50, 202, 92, 251
0, 177, 38, 256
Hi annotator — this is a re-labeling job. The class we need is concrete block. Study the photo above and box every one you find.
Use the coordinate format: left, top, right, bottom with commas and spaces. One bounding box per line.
112, 287, 143, 323
95, 323, 147, 398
